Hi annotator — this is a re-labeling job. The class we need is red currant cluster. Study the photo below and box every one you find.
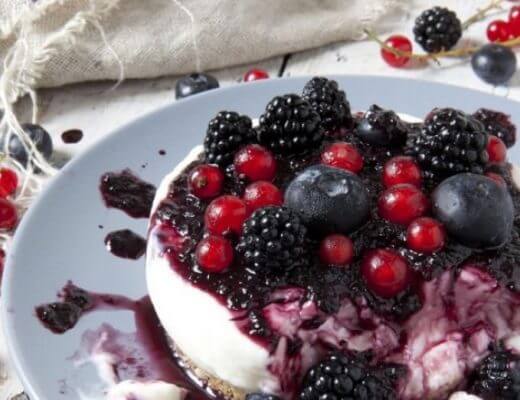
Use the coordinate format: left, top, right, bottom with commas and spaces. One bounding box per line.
487, 6, 520, 42
0, 168, 19, 231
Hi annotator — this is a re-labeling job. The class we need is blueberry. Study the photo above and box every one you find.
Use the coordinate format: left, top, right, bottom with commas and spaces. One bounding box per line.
285, 165, 370, 236
471, 44, 517, 85
246, 393, 281, 400
175, 73, 219, 99
432, 173, 514, 249
356, 105, 408, 146
0, 123, 53, 167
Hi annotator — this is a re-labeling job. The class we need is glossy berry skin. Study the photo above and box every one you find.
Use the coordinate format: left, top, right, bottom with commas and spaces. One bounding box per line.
381, 35, 412, 68
487, 20, 512, 43
0, 198, 17, 230
319, 234, 354, 265
320, 142, 363, 173
1, 124, 53, 168
471, 44, 517, 85
407, 217, 446, 253
485, 171, 506, 186
361, 249, 411, 298
195, 235, 234, 273
175, 73, 219, 99
242, 181, 283, 213
487, 135, 507, 164
234, 144, 277, 182
510, 6, 520, 37
432, 173, 514, 248
383, 156, 422, 188
378, 184, 429, 225
244, 69, 269, 82
188, 164, 224, 199
0, 168, 18, 197
204, 195, 247, 235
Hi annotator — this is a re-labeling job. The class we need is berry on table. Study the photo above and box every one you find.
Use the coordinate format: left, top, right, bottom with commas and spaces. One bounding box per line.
487, 135, 507, 164
432, 173, 514, 249
0, 124, 53, 168
195, 235, 234, 273
175, 73, 219, 99
406, 217, 445, 253
378, 184, 429, 226
285, 165, 370, 236
246, 394, 281, 400
487, 20, 512, 43
381, 35, 412, 68
413, 7, 462, 53
302, 76, 353, 131
204, 195, 247, 235
473, 108, 516, 148
510, 6, 520, 37
0, 168, 18, 198
485, 171, 506, 186
0, 198, 17, 230
320, 142, 363, 173
238, 206, 308, 273
471, 44, 517, 85
242, 181, 283, 213
383, 156, 422, 188
244, 69, 269, 82
356, 105, 408, 146
204, 111, 256, 167
188, 164, 224, 199
234, 144, 277, 182
319, 234, 354, 266
258, 94, 324, 155
361, 248, 411, 298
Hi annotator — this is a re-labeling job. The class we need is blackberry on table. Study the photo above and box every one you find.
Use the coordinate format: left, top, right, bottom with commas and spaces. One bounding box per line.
473, 108, 517, 148
356, 104, 409, 146
237, 206, 308, 273
406, 108, 489, 180
204, 111, 256, 166
299, 352, 403, 400
413, 7, 462, 53
258, 94, 324, 155
468, 349, 520, 399
302, 77, 353, 131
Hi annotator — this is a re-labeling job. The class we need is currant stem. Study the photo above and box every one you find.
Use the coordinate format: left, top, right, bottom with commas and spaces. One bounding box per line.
462, 0, 505, 30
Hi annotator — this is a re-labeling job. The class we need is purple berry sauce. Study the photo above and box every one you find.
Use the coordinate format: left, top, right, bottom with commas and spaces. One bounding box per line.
105, 229, 146, 260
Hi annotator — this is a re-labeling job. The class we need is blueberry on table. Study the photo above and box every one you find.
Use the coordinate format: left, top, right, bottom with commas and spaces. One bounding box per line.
0, 123, 53, 168
471, 44, 517, 85
246, 394, 281, 400
175, 73, 219, 99
432, 173, 514, 249
285, 164, 370, 236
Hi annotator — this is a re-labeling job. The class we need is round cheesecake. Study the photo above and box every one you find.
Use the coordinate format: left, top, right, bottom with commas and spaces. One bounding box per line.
146, 79, 520, 400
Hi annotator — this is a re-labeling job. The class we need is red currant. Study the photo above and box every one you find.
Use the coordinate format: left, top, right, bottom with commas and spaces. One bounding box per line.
204, 195, 247, 235
321, 142, 363, 173
319, 234, 354, 266
378, 184, 429, 225
510, 6, 520, 37
188, 164, 224, 199
407, 217, 445, 254
382, 156, 422, 188
487, 20, 512, 42
381, 35, 412, 68
0, 168, 18, 198
195, 235, 234, 273
243, 181, 283, 213
485, 172, 507, 186
0, 199, 17, 230
244, 69, 269, 82
361, 249, 411, 298
487, 135, 507, 164
234, 145, 277, 182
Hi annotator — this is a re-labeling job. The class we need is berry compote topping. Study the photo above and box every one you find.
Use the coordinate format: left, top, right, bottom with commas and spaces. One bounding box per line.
319, 234, 354, 266
383, 156, 422, 188
204, 195, 247, 235
320, 142, 363, 173
188, 164, 224, 199
406, 217, 445, 254
104, 229, 146, 260
195, 235, 234, 273
243, 181, 283, 213
378, 184, 429, 226
234, 144, 277, 182
100, 169, 156, 218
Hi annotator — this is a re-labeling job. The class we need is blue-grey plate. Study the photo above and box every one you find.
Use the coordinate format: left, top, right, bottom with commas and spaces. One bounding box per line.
3, 76, 520, 400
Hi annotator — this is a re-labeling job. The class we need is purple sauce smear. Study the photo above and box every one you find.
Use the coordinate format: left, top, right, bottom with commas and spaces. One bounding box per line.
105, 229, 146, 260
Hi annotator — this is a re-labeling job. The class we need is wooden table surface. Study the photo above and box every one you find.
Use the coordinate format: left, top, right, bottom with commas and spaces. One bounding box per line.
2, 0, 519, 398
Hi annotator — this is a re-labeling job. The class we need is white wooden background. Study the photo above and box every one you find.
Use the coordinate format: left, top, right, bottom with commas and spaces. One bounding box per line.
2, 0, 520, 398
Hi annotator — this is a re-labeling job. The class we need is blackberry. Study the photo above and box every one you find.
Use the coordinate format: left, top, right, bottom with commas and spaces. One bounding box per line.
238, 206, 308, 273
299, 353, 403, 400
258, 94, 324, 155
302, 77, 353, 131
406, 108, 489, 180
468, 349, 520, 399
204, 111, 256, 166
473, 108, 517, 148
356, 104, 409, 146
413, 7, 462, 53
